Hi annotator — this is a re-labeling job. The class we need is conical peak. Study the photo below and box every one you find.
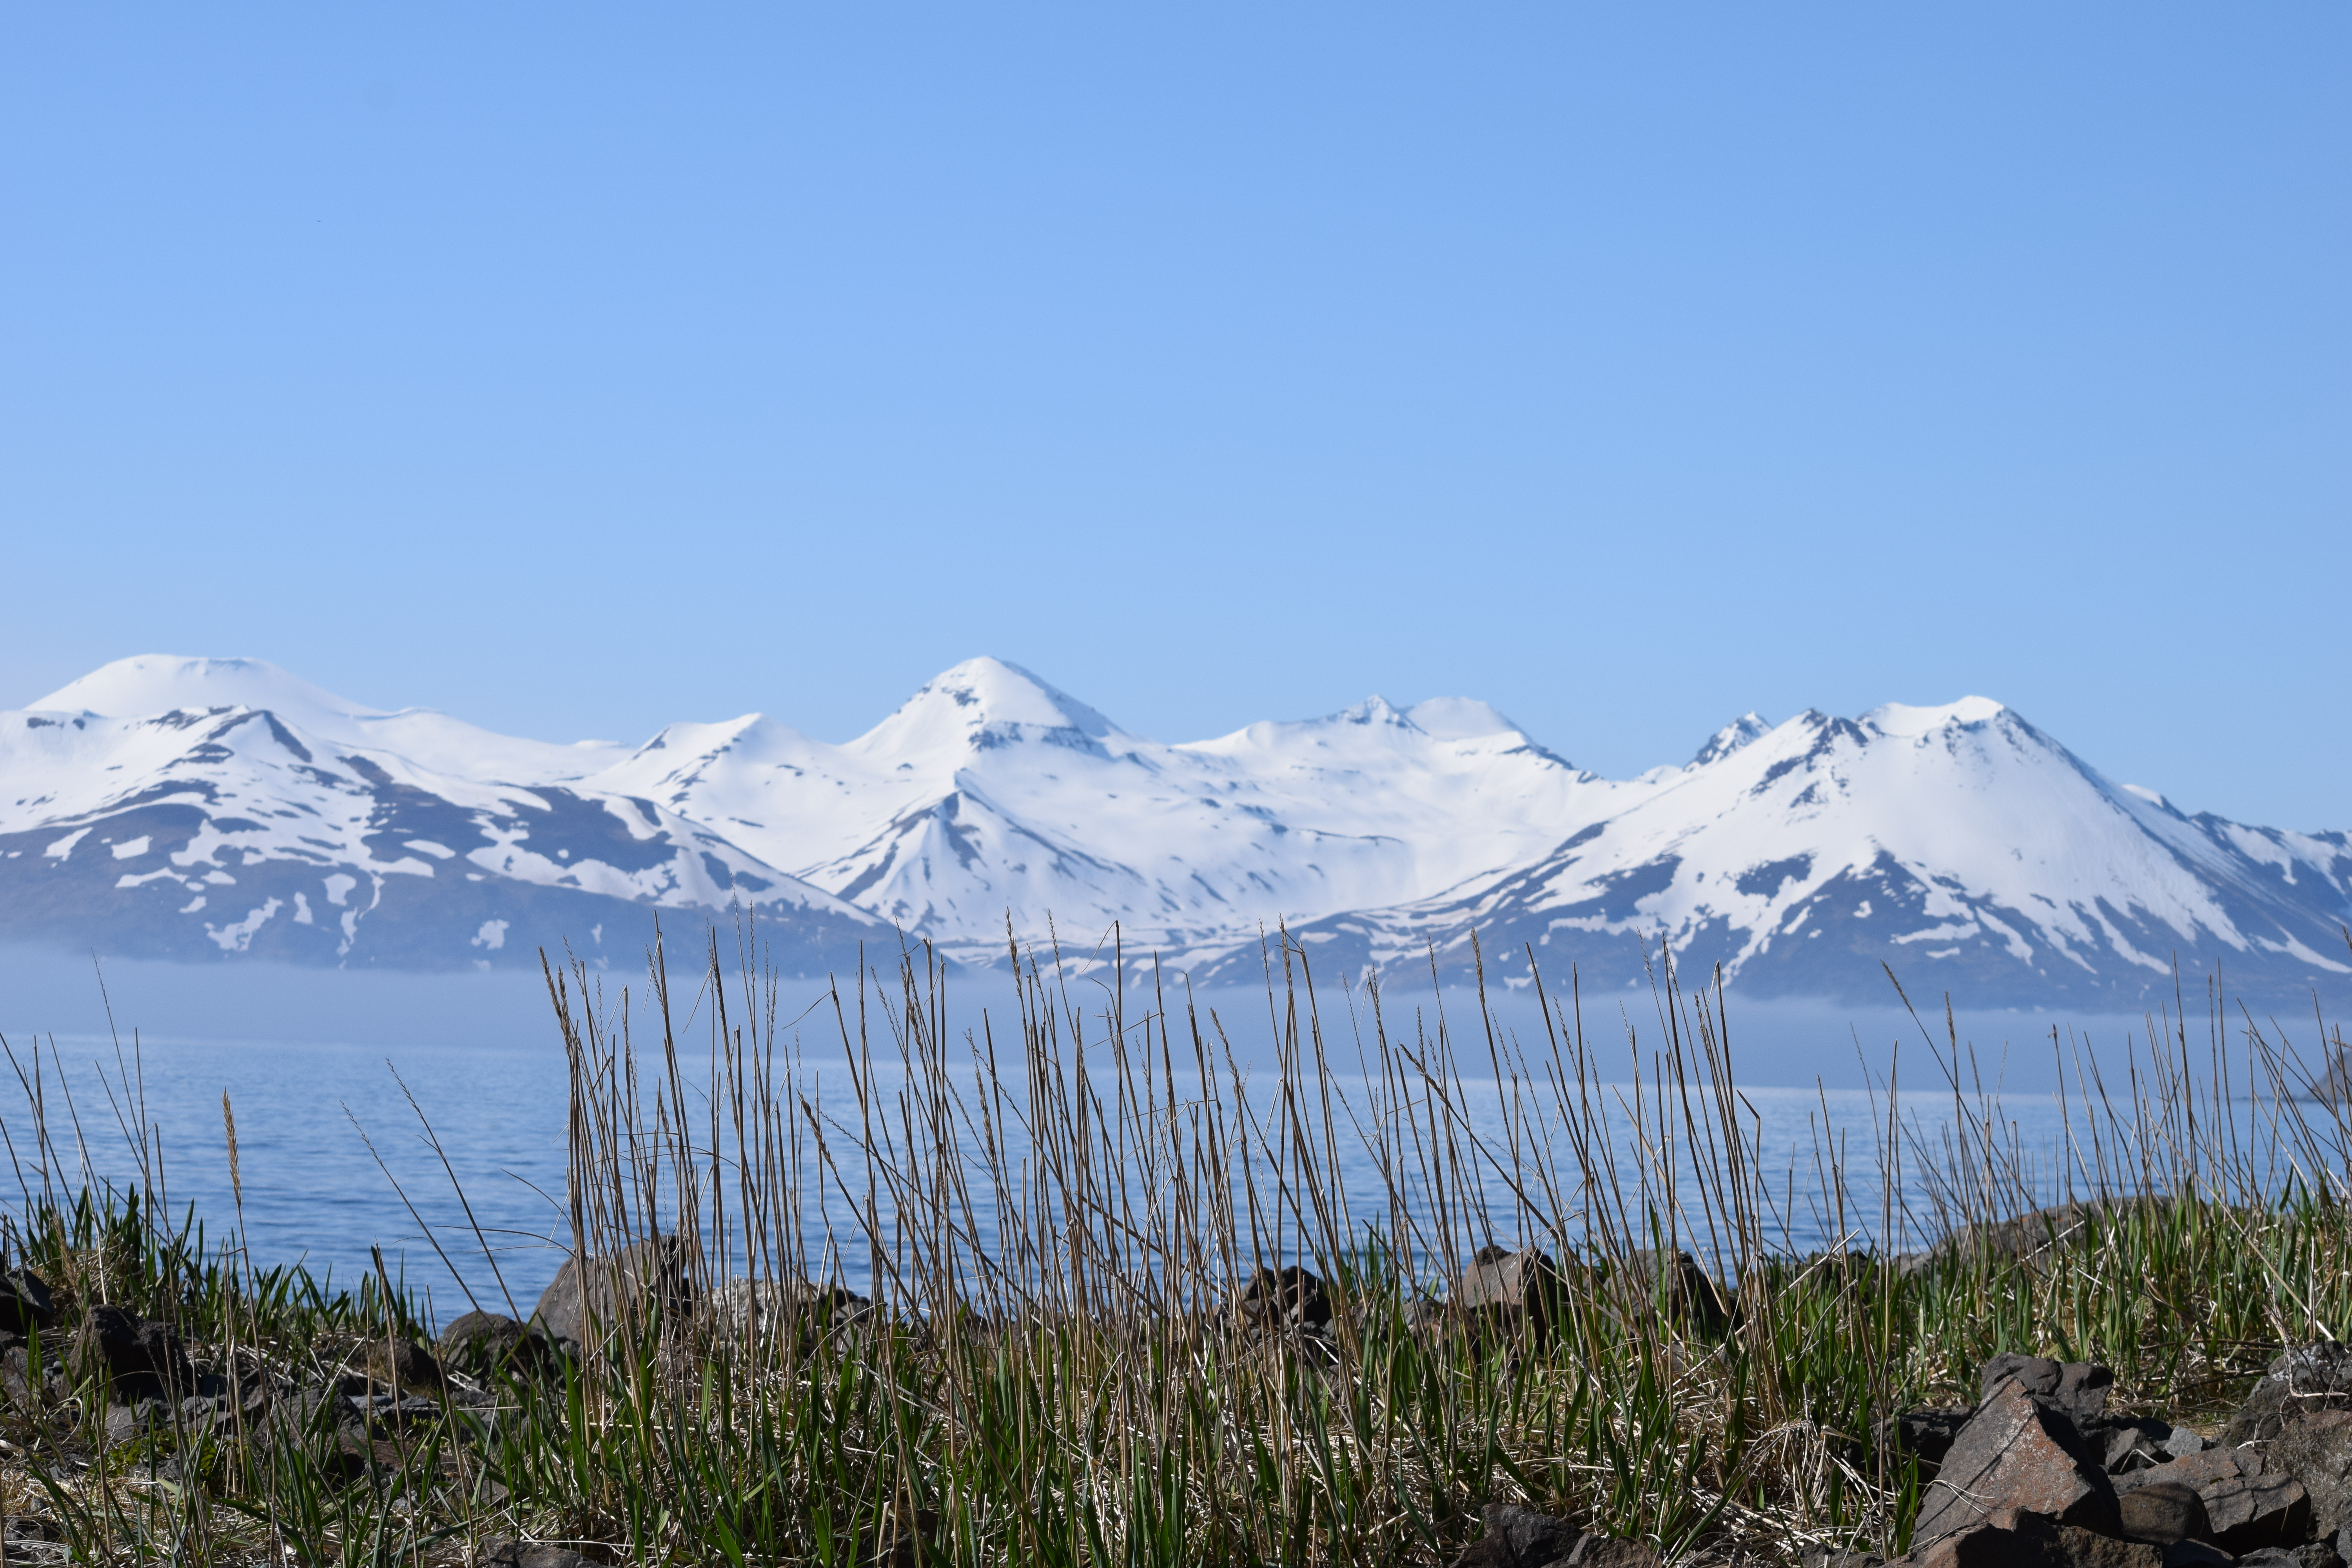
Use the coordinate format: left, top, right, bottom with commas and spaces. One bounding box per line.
857, 657, 1122, 754
31, 654, 385, 723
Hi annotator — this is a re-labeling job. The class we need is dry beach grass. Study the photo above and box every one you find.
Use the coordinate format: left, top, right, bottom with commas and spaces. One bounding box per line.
3, 929, 2352, 1566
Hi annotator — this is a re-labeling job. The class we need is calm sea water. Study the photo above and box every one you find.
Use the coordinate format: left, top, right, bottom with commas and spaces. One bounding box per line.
3, 973, 2331, 1327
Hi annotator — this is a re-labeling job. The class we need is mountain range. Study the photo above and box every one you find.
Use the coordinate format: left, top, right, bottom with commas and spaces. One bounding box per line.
2, 655, 2346, 1008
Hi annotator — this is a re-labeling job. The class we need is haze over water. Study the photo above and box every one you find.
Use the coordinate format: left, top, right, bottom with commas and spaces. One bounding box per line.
5, 961, 2313, 1327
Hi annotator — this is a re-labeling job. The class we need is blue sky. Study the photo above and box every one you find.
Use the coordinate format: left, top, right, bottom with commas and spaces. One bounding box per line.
3, 5, 2344, 828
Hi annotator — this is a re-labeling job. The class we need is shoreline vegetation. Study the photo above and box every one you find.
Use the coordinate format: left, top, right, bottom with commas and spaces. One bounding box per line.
4, 933, 2352, 1566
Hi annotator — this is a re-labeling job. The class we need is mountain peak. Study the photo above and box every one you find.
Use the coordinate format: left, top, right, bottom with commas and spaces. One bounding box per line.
1692, 712, 1772, 766
853, 657, 1122, 759
1861, 696, 2009, 738
32, 655, 384, 724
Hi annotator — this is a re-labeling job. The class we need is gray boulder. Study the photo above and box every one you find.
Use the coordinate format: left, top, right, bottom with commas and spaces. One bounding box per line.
2229, 1343, 2352, 1446
2269, 1410, 2352, 1538
1982, 1354, 2114, 1426
1448, 1504, 1581, 1567
1902, 1199, 2166, 1277
530, 1236, 694, 1348
2114, 1448, 2309, 1555
1452, 1248, 1567, 1341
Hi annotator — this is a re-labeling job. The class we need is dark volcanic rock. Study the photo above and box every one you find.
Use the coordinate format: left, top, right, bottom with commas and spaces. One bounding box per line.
2115, 1448, 2308, 1554
531, 1236, 694, 1348
474, 1541, 599, 1568
352, 1338, 443, 1392
2269, 1410, 2352, 1538
2230, 1343, 2352, 1446
1897, 1511, 2160, 1568
2238, 1549, 2342, 1568
0, 1270, 55, 1336
2087, 1418, 2192, 1475
2116, 1483, 2210, 1545
1885, 1407, 1976, 1469
1913, 1381, 2119, 1543
435, 1311, 546, 1376
1615, 1249, 1732, 1337
1449, 1504, 1582, 1567
1234, 1265, 1330, 1331
1982, 1354, 2114, 1426
71, 1305, 195, 1404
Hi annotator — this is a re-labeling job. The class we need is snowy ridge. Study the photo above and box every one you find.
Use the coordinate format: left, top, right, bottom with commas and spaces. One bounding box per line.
4, 656, 2347, 1003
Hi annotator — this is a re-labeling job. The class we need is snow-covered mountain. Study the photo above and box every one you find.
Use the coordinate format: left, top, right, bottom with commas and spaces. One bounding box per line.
1221, 700, 2352, 1006
583, 658, 1644, 964
4, 655, 2347, 1005
0, 661, 888, 973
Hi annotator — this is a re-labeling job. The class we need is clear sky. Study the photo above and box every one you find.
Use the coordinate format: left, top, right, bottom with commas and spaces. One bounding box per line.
3, 6, 2344, 829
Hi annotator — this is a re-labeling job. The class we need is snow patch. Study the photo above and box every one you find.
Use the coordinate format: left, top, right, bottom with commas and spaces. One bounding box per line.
111, 835, 151, 859
206, 898, 283, 953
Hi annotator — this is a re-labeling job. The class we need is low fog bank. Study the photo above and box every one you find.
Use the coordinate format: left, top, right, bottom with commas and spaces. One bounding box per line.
0, 940, 2290, 1096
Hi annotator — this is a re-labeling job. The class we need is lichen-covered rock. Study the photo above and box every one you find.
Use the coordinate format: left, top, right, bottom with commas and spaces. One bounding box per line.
2272, 1412, 2352, 1539
1568, 1539, 1662, 1568
1913, 1382, 2119, 1543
